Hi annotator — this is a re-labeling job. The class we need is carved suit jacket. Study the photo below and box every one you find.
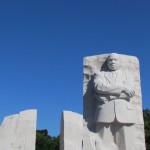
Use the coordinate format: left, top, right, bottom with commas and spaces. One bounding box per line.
94, 70, 136, 124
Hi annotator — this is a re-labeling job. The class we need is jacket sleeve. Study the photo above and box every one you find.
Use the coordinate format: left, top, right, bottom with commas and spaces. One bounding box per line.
94, 73, 123, 96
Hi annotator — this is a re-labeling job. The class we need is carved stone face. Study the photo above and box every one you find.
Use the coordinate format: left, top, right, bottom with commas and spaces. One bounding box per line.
107, 54, 121, 71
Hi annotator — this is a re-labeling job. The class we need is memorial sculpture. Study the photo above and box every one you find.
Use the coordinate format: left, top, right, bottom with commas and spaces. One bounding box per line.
0, 109, 37, 150
93, 53, 136, 149
60, 53, 146, 150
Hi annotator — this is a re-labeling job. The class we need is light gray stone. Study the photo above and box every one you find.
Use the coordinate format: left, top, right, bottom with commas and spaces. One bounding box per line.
83, 53, 146, 150
60, 53, 146, 150
0, 109, 37, 150
60, 111, 83, 150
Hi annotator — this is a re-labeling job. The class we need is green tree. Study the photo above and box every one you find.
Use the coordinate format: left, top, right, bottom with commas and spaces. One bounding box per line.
36, 129, 59, 150
143, 109, 150, 150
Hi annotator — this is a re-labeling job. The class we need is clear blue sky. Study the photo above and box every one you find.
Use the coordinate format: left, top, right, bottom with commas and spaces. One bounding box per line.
0, 0, 150, 136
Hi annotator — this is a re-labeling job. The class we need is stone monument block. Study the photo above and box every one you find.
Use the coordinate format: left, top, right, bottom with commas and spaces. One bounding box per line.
60, 53, 146, 150
83, 53, 146, 150
0, 109, 37, 150
60, 111, 83, 150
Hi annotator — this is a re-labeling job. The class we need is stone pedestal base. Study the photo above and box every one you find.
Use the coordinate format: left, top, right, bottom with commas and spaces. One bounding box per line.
60, 111, 146, 150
